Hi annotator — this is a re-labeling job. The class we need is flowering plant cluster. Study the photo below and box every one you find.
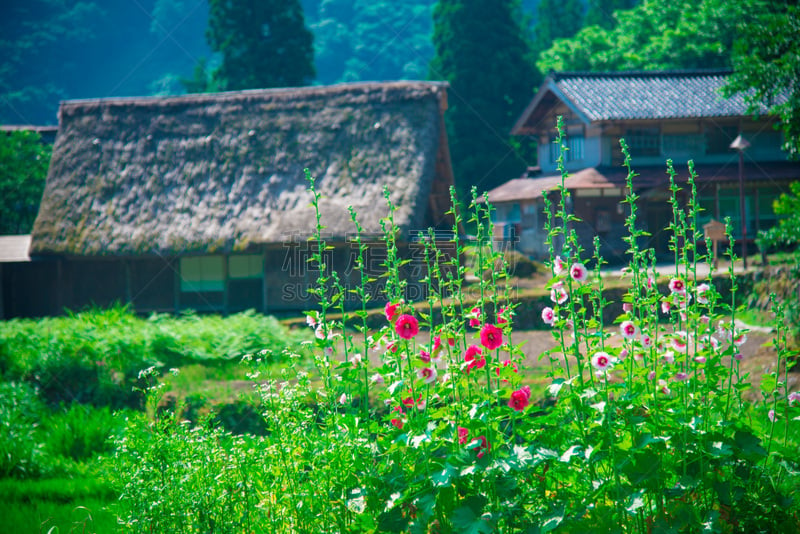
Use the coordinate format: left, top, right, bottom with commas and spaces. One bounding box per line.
114, 120, 800, 533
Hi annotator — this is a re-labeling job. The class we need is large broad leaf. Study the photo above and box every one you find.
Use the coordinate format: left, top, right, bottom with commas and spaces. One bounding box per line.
452, 495, 493, 534
540, 503, 565, 532
734, 430, 767, 461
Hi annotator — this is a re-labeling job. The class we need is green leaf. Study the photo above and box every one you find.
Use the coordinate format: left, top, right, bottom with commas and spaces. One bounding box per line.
452, 496, 492, 534
626, 490, 645, 515
560, 445, 582, 463
432, 463, 457, 487
734, 430, 767, 460
540, 503, 565, 532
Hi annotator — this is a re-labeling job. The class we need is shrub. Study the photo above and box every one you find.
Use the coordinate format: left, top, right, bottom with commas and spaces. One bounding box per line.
42, 404, 123, 462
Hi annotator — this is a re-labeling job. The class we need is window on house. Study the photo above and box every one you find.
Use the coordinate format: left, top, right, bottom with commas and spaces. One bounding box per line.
662, 134, 704, 156
549, 134, 584, 163
625, 128, 660, 157
180, 256, 224, 292
228, 255, 263, 279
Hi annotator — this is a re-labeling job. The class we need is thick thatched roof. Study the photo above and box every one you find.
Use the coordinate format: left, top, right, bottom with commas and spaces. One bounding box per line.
30, 81, 454, 256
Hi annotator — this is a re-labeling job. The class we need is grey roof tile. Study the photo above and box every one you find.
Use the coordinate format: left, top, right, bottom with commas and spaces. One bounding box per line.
553, 70, 752, 121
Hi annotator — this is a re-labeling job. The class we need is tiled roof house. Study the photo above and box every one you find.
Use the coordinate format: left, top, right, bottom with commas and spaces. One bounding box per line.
488, 69, 799, 260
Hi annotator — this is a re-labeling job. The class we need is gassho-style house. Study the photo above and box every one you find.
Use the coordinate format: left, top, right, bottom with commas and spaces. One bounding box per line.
487, 69, 800, 261
0, 82, 456, 319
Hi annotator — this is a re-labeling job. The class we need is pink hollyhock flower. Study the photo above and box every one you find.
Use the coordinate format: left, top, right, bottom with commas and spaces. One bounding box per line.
700, 315, 710, 325
694, 355, 707, 364
550, 282, 568, 305
419, 350, 431, 363
473, 435, 490, 458
733, 352, 743, 361
306, 314, 317, 328
553, 256, 566, 276
647, 276, 655, 290
570, 263, 589, 283
661, 301, 671, 314
385, 301, 400, 322
788, 391, 800, 405
447, 337, 456, 347
641, 333, 653, 348
324, 346, 334, 358
432, 336, 443, 355
696, 283, 710, 305
658, 379, 671, 395
669, 277, 686, 295
391, 406, 404, 430
620, 321, 639, 340
733, 333, 747, 347
623, 302, 633, 313
457, 426, 469, 445
508, 386, 532, 411
418, 367, 437, 384
674, 372, 689, 382
371, 373, 384, 385
619, 348, 629, 360
647, 370, 656, 381
591, 351, 611, 371
497, 306, 512, 325
671, 332, 688, 352
395, 314, 419, 339
338, 393, 347, 405
402, 394, 424, 410
663, 351, 675, 364
768, 409, 777, 423
480, 323, 503, 350
541, 306, 556, 326
468, 306, 482, 327
464, 345, 485, 373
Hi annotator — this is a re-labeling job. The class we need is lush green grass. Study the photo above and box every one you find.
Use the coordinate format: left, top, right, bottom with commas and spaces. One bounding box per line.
0, 477, 117, 534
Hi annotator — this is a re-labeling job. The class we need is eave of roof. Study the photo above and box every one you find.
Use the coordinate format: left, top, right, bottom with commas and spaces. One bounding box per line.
0, 235, 32, 263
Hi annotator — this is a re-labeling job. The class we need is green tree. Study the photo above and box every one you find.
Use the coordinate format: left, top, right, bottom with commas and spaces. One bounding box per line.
0, 131, 51, 234
207, 0, 315, 90
538, 0, 748, 73
585, 0, 637, 29
430, 0, 539, 193
531, 0, 585, 55
0, 0, 99, 124
723, 2, 800, 159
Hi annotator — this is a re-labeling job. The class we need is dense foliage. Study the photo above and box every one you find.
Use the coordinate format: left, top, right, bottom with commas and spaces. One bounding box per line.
0, 0, 210, 124
537, 0, 746, 73
111, 137, 800, 532
0, 130, 51, 234
0, 306, 308, 408
429, 0, 539, 194
205, 0, 315, 91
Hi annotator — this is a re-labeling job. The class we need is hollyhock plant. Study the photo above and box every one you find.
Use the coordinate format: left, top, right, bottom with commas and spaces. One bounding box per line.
464, 345, 485, 373
385, 301, 400, 322
497, 306, 512, 325
419, 350, 431, 363
395, 314, 419, 339
473, 435, 490, 459
669, 277, 686, 295
553, 256, 566, 275
508, 386, 532, 411
671, 332, 689, 352
570, 262, 589, 283
620, 321, 639, 340
480, 323, 503, 350
591, 351, 611, 371
696, 283, 710, 305
418, 367, 437, 384
550, 282, 568, 305
468, 306, 482, 327
541, 306, 556, 326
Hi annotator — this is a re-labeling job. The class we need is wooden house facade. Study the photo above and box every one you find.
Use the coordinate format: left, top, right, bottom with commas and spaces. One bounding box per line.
5, 82, 456, 318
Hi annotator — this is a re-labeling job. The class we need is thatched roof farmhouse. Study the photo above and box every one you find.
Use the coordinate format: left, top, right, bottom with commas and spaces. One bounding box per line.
11, 82, 456, 317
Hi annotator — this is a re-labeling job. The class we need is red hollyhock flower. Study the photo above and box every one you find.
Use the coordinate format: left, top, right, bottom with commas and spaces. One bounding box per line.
480, 323, 503, 350
457, 426, 469, 445
395, 314, 419, 339
464, 345, 485, 373
468, 306, 482, 327
508, 386, 531, 412
385, 301, 400, 321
